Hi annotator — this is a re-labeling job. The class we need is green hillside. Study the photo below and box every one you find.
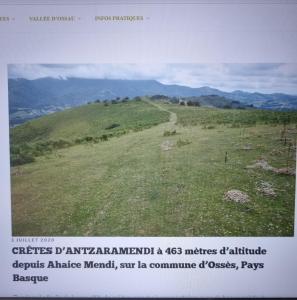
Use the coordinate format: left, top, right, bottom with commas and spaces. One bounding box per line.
169, 105, 297, 127
10, 99, 169, 165
11, 100, 169, 144
10, 99, 297, 236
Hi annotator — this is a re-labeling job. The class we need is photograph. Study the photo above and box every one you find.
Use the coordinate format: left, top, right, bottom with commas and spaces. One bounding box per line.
9, 63, 297, 237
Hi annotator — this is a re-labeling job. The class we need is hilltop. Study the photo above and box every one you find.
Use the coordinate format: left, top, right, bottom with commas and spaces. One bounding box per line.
10, 99, 169, 165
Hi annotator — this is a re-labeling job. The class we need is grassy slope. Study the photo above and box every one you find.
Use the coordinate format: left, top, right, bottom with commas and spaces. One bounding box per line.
11, 101, 297, 236
169, 105, 297, 126
11, 100, 169, 144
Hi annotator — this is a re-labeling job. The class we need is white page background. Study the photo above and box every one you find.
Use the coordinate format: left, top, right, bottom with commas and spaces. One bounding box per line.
0, 1, 297, 297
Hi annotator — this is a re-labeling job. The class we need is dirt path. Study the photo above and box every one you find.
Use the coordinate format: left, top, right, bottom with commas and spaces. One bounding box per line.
143, 99, 177, 127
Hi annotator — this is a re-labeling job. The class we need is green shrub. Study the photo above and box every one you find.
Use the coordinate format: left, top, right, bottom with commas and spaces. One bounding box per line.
202, 125, 216, 129
163, 130, 177, 136
11, 152, 35, 166
100, 134, 109, 141
176, 138, 191, 147
105, 123, 120, 130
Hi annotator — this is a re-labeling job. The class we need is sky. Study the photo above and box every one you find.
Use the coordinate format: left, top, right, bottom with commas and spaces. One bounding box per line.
8, 63, 297, 95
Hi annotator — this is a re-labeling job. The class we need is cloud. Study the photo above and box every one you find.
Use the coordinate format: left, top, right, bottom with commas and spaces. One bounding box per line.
8, 63, 297, 95
224, 63, 284, 76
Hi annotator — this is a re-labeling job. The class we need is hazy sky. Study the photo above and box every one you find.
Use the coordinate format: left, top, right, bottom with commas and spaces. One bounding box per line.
8, 63, 297, 95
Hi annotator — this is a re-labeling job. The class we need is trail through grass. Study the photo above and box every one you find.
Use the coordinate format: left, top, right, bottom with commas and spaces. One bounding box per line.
11, 100, 296, 236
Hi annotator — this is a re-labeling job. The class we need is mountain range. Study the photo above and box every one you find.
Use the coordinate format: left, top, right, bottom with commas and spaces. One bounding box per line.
8, 77, 297, 125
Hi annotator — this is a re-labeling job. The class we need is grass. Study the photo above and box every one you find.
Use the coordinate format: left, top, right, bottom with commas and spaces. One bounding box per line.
12, 100, 169, 143
10, 100, 297, 236
167, 104, 297, 127
10, 100, 169, 166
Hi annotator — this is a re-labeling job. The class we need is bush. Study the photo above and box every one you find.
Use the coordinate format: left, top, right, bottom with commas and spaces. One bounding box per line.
176, 138, 191, 147
11, 152, 35, 166
163, 130, 177, 136
187, 100, 200, 107
202, 125, 216, 129
100, 134, 109, 141
150, 95, 169, 100
75, 138, 84, 144
105, 123, 120, 130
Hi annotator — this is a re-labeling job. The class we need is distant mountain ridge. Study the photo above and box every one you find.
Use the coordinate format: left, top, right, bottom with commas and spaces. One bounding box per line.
9, 77, 297, 113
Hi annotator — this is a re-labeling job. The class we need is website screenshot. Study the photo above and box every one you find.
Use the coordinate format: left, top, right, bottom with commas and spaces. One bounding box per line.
0, 0, 297, 298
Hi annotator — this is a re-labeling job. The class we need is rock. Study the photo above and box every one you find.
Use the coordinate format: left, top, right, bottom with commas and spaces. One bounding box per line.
273, 167, 295, 176
161, 140, 174, 151
224, 190, 250, 203
246, 159, 275, 171
246, 159, 295, 176
256, 181, 276, 197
